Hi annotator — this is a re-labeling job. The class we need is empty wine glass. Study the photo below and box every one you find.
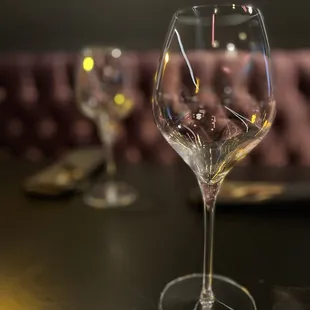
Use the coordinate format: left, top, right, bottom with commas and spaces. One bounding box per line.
153, 5, 275, 310
76, 47, 137, 208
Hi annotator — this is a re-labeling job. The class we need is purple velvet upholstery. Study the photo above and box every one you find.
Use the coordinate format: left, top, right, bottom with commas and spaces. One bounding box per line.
0, 50, 309, 166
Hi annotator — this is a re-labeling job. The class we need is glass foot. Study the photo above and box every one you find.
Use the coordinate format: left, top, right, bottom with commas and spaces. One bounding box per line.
159, 274, 256, 310
83, 181, 137, 209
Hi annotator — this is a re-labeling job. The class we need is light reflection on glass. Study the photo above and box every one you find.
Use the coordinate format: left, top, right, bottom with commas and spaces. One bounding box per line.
124, 98, 133, 111
227, 43, 236, 52
165, 52, 169, 64
212, 40, 219, 48
174, 29, 198, 88
195, 78, 200, 94
114, 93, 125, 105
83, 56, 94, 72
111, 48, 122, 58
239, 32, 247, 41
251, 114, 257, 124
224, 86, 232, 95
241, 5, 247, 12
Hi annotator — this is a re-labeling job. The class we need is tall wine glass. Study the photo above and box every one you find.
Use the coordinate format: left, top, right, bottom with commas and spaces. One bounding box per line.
153, 5, 275, 310
76, 47, 137, 208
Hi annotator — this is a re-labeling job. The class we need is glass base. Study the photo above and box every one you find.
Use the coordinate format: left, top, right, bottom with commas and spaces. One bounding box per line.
83, 181, 137, 209
159, 274, 256, 310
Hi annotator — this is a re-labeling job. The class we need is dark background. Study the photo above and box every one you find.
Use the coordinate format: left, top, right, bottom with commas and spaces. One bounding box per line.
0, 0, 308, 51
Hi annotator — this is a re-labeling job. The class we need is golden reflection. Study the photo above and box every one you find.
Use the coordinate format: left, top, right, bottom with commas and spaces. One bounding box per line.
165, 52, 169, 64
0, 279, 45, 309
114, 93, 133, 116
83, 56, 94, 72
251, 114, 256, 124
220, 181, 284, 202
195, 78, 200, 94
161, 52, 170, 77
114, 93, 125, 105
263, 120, 272, 129
123, 98, 133, 111
154, 72, 158, 83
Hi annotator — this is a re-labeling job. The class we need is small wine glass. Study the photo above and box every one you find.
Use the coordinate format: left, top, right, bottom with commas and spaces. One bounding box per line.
153, 4, 276, 310
76, 46, 137, 208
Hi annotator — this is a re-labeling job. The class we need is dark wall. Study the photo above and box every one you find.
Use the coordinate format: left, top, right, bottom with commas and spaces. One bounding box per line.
0, 0, 309, 51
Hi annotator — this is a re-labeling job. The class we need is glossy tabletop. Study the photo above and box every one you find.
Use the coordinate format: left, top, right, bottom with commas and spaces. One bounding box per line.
0, 160, 309, 310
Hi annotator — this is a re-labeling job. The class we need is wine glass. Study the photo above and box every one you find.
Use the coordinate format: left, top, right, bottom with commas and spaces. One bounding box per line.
76, 47, 137, 208
153, 5, 275, 310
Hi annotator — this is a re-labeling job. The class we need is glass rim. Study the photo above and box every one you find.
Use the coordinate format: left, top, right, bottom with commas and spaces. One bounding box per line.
174, 4, 260, 18
81, 46, 124, 56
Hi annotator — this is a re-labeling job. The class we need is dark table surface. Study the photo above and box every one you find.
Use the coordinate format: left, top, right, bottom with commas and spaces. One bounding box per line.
0, 160, 309, 310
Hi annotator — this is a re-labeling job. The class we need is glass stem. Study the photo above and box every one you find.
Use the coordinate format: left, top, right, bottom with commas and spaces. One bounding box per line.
96, 113, 116, 180
199, 181, 222, 308
105, 140, 116, 178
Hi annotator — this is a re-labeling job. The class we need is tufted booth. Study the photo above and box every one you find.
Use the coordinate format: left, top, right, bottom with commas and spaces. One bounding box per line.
0, 50, 309, 166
